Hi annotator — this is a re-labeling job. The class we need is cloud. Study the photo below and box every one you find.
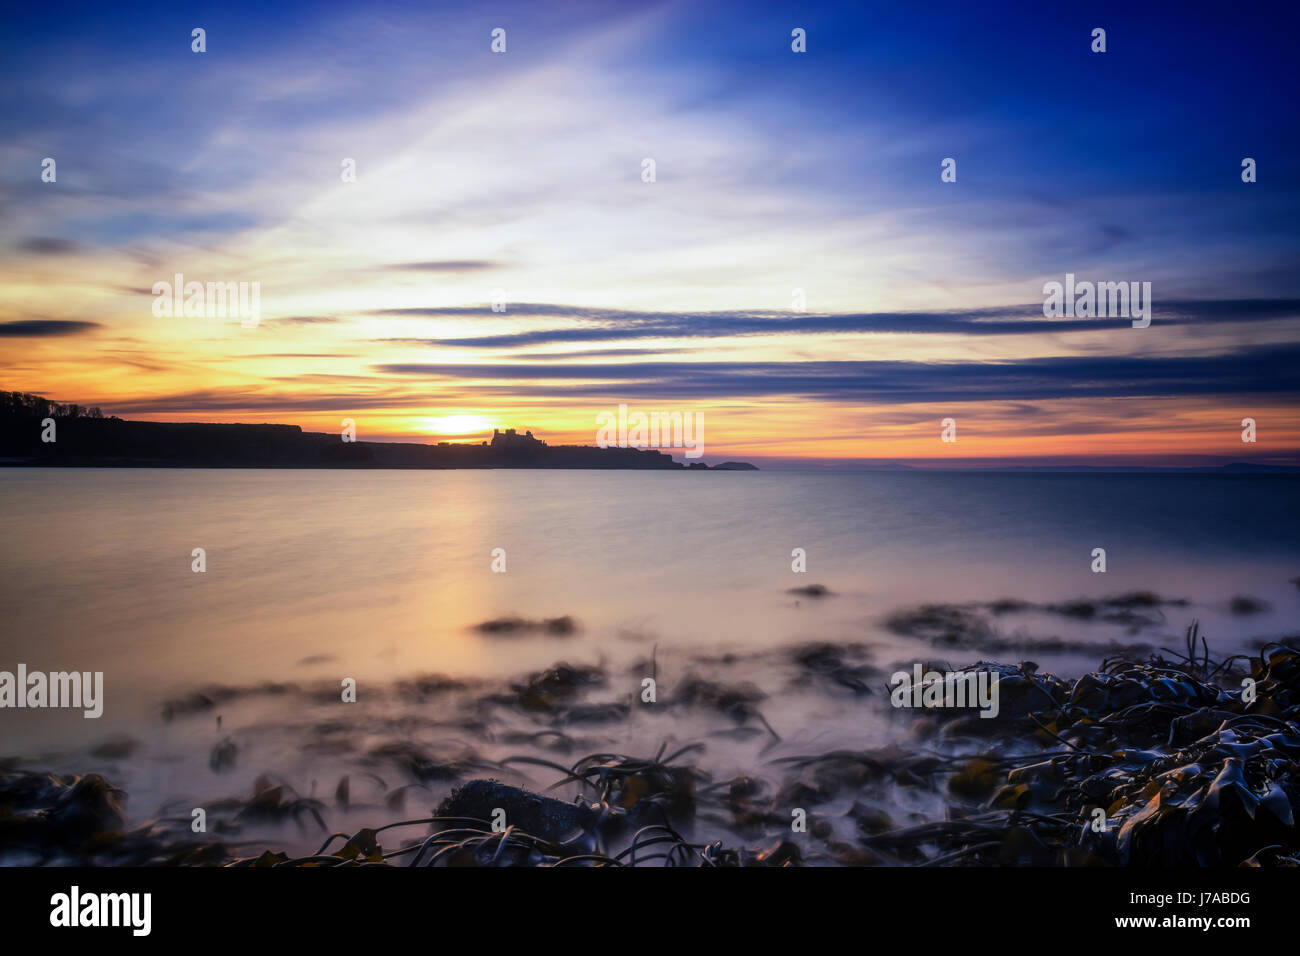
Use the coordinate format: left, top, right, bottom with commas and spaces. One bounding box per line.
16, 237, 82, 255
506, 347, 687, 360
373, 342, 1300, 404
101, 388, 434, 416
2, 0, 1298, 467
0, 319, 100, 337
368, 299, 1300, 348
380, 261, 499, 273
266, 315, 342, 326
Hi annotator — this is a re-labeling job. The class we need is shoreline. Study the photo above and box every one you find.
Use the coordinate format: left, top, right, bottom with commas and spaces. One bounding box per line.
4, 618, 1297, 867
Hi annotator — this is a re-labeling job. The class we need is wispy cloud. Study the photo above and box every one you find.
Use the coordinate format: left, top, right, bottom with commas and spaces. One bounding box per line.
374, 343, 1300, 403
15, 237, 82, 255
369, 299, 1300, 348
380, 261, 500, 273
1, 1, 1298, 462
0, 319, 100, 337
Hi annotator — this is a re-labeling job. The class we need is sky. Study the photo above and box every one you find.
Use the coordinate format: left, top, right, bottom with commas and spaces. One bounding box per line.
1, 0, 1298, 466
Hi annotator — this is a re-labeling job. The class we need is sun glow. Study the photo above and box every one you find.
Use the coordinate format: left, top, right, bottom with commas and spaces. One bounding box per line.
423, 415, 496, 437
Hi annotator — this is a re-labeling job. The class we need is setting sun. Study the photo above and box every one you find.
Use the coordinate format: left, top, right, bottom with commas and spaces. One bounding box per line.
423, 414, 496, 437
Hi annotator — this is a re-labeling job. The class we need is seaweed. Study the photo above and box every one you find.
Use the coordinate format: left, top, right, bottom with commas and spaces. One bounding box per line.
6, 624, 1298, 868
473, 616, 578, 637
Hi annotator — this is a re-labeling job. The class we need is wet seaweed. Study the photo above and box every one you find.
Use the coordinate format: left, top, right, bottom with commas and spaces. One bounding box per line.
473, 615, 578, 637
5, 623, 1298, 867
884, 592, 1192, 651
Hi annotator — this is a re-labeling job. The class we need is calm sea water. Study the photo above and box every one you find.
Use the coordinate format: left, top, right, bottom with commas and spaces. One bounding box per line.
1, 468, 1297, 850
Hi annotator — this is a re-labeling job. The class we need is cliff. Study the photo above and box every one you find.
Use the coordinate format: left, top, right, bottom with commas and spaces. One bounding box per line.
0, 405, 750, 471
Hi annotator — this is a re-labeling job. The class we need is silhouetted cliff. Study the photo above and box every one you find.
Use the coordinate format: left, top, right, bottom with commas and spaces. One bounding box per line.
0, 392, 752, 470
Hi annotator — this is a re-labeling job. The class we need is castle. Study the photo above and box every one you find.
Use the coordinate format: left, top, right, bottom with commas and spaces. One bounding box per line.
490, 428, 547, 449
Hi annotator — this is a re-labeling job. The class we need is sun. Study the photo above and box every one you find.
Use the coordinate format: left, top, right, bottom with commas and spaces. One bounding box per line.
423, 414, 496, 437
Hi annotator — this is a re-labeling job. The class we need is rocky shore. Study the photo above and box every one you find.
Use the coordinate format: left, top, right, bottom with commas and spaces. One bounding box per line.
3, 614, 1296, 867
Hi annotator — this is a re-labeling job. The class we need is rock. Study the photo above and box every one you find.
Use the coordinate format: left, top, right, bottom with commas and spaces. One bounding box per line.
788, 584, 832, 598
437, 780, 591, 843
474, 615, 578, 637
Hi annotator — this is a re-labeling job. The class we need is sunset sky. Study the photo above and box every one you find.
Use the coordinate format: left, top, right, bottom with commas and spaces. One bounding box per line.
2, 0, 1298, 465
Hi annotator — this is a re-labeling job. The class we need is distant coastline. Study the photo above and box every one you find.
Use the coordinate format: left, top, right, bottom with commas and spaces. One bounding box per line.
0, 391, 755, 471
3, 391, 1295, 473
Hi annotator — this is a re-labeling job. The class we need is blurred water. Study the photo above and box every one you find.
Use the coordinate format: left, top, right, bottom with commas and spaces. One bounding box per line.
1, 468, 1296, 848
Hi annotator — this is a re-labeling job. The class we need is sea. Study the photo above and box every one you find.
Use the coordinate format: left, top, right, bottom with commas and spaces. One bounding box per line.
1, 468, 1296, 856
